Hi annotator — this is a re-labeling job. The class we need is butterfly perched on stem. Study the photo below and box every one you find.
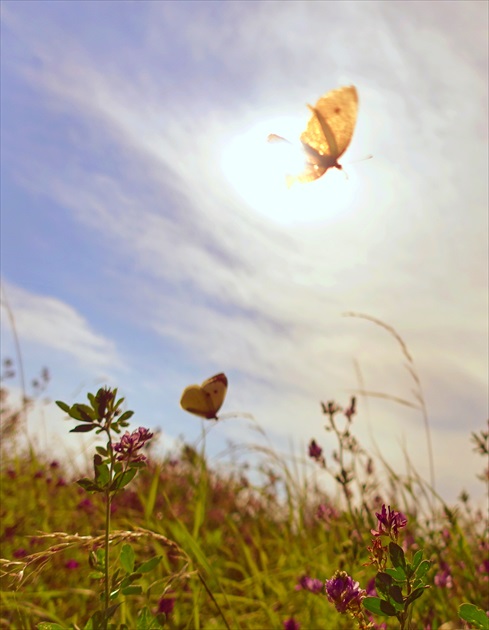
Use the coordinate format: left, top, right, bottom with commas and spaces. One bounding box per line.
268, 85, 358, 186
180, 373, 228, 420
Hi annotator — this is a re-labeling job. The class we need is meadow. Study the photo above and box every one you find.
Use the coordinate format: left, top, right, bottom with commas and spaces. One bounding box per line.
0, 322, 488, 630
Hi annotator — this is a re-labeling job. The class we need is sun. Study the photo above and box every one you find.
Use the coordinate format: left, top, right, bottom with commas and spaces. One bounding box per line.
220, 117, 359, 227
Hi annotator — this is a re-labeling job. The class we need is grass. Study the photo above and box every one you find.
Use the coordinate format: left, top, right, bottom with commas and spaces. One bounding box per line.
0, 320, 488, 630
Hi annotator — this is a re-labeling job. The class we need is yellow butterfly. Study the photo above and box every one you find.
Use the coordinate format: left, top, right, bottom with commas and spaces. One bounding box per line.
180, 373, 228, 420
268, 85, 358, 186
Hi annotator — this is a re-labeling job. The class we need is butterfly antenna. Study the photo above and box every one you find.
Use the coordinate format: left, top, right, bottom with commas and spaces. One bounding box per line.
347, 154, 373, 165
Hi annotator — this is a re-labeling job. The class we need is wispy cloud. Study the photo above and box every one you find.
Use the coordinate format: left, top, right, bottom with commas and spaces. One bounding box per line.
1, 282, 122, 370
1, 0, 487, 502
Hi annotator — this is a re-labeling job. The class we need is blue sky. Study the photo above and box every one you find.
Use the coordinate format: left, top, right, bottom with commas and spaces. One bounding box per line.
1, 1, 487, 504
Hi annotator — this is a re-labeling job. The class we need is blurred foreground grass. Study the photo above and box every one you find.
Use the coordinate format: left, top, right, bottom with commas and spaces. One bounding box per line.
0, 358, 487, 629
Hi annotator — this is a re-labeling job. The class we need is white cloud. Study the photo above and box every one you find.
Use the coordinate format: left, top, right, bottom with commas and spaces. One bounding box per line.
1, 282, 122, 370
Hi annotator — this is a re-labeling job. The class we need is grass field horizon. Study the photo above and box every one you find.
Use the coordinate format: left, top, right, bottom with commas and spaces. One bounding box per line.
1, 316, 488, 630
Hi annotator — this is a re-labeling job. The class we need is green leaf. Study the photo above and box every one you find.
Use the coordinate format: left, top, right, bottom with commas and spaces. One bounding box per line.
118, 410, 134, 423
121, 584, 143, 596
70, 423, 97, 433
137, 555, 162, 574
94, 462, 111, 487
389, 584, 404, 604
120, 573, 142, 588
55, 400, 71, 414
72, 403, 96, 422
379, 599, 398, 616
414, 559, 431, 581
389, 542, 406, 569
375, 572, 393, 597
385, 566, 406, 582
111, 468, 137, 491
37, 624, 66, 630
363, 597, 389, 616
412, 549, 423, 570
77, 478, 101, 493
96, 446, 108, 457
89, 571, 105, 580
405, 587, 426, 606
459, 603, 489, 629
137, 607, 163, 630
120, 544, 136, 573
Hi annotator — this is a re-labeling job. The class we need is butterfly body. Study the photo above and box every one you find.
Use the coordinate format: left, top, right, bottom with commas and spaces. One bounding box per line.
180, 373, 228, 420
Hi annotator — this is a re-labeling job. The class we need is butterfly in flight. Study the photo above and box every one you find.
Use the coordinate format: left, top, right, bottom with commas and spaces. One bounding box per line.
180, 373, 228, 420
268, 85, 358, 186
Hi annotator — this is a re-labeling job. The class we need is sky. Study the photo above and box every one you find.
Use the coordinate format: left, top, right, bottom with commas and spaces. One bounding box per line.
1, 0, 488, 506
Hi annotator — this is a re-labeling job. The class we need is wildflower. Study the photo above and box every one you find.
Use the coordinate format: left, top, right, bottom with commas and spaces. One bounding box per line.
316, 503, 339, 523
434, 561, 453, 589
321, 400, 342, 416
364, 537, 387, 570
295, 574, 323, 594
283, 618, 300, 630
365, 577, 377, 597
77, 498, 95, 513
156, 592, 175, 615
478, 559, 489, 577
308, 439, 323, 462
344, 396, 356, 420
365, 458, 374, 475
371, 504, 407, 541
13, 548, 27, 558
113, 426, 153, 463
65, 559, 80, 570
325, 570, 366, 613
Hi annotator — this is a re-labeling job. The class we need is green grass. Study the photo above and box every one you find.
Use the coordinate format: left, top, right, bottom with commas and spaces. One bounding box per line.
0, 340, 488, 629
1, 416, 487, 629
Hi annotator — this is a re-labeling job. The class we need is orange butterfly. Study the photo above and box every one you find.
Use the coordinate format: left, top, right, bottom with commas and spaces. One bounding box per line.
268, 85, 358, 186
180, 373, 228, 420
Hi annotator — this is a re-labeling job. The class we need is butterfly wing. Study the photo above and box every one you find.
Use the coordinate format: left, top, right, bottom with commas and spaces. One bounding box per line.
301, 85, 358, 160
180, 373, 228, 420
201, 373, 228, 418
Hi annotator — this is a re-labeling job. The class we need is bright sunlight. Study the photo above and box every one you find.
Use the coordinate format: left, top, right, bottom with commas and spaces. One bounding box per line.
220, 117, 361, 227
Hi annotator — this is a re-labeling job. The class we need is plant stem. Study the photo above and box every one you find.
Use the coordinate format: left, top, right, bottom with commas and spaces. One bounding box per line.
103, 432, 115, 628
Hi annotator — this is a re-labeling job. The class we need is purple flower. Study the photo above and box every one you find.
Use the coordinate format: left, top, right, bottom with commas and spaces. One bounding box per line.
156, 592, 175, 615
308, 440, 325, 466
283, 618, 300, 630
65, 559, 80, 570
308, 439, 322, 460
325, 570, 366, 614
365, 577, 377, 597
371, 504, 407, 541
113, 426, 153, 463
296, 574, 323, 594
316, 503, 339, 523
13, 548, 27, 558
344, 397, 356, 420
77, 498, 95, 513
434, 561, 453, 588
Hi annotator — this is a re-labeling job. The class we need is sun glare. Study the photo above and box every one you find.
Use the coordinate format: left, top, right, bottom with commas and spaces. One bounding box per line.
220, 118, 359, 227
